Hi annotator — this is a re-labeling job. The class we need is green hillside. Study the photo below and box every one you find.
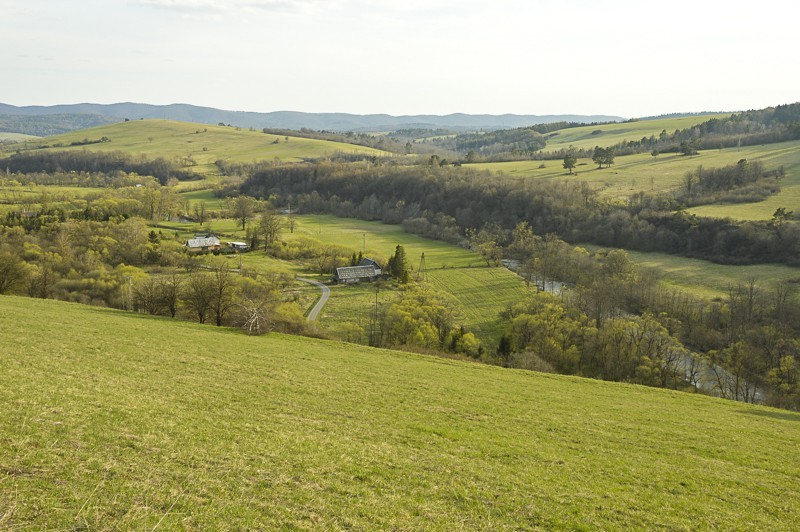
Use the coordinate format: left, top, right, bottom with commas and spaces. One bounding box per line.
583, 244, 800, 299
8, 119, 388, 175
470, 140, 800, 219
1, 296, 799, 529
0, 132, 38, 142
543, 115, 728, 151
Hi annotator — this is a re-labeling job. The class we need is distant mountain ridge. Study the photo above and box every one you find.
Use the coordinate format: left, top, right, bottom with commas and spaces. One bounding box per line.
0, 102, 625, 133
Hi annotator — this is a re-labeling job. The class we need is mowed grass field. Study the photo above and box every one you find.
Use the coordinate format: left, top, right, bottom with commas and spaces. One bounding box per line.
4, 120, 389, 177
471, 140, 800, 219
1, 296, 799, 529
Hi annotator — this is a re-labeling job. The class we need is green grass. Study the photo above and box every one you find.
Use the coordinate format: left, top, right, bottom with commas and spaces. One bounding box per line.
2, 295, 799, 529
151, 214, 529, 344
5, 120, 389, 177
585, 245, 800, 299
0, 132, 38, 141
543, 115, 729, 151
179, 189, 228, 211
284, 215, 529, 343
471, 140, 800, 219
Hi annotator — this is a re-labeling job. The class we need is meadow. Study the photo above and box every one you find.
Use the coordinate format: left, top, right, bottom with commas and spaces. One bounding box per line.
3, 120, 388, 177
279, 215, 530, 343
584, 244, 800, 299
471, 140, 800, 219
0, 132, 38, 142
542, 114, 728, 151
270, 215, 528, 348
159, 213, 530, 344
1, 295, 798, 529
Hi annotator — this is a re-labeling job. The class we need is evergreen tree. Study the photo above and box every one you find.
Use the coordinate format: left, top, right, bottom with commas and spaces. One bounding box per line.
389, 244, 410, 283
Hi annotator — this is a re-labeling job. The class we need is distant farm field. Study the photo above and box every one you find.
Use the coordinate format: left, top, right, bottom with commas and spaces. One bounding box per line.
3, 120, 389, 176
0, 132, 39, 141
584, 245, 800, 299
543, 114, 728, 151
153, 214, 528, 345
2, 295, 799, 529
471, 140, 800, 220
284, 215, 529, 344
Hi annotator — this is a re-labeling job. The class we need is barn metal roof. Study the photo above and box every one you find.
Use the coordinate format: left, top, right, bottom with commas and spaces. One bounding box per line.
186, 236, 220, 248
335, 265, 379, 279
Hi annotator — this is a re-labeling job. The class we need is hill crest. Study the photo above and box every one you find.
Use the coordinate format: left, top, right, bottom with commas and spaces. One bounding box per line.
0, 102, 624, 133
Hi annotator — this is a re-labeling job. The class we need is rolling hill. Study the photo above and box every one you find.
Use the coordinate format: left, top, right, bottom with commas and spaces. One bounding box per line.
6, 119, 389, 174
1, 295, 798, 528
0, 102, 624, 132
541, 114, 729, 152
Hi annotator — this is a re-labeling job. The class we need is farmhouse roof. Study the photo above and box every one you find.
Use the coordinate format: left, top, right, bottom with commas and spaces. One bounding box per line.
335, 265, 380, 280
186, 236, 221, 248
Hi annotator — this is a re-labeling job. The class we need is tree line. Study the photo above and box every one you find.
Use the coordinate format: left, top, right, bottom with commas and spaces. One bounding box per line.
238, 160, 800, 266
4, 150, 198, 185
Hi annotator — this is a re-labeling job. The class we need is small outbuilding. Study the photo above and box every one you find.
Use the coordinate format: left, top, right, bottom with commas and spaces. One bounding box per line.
228, 241, 249, 252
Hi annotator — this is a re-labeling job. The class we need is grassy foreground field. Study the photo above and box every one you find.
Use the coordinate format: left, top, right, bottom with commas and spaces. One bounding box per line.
1, 296, 799, 528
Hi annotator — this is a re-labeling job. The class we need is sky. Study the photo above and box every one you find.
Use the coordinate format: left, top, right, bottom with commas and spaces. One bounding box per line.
2, 0, 799, 118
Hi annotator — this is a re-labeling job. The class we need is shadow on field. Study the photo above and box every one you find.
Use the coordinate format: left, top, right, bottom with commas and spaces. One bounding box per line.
737, 409, 800, 422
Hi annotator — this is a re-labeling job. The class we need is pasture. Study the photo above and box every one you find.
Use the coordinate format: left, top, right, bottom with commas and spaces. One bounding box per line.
0, 132, 38, 142
471, 140, 800, 219
585, 245, 800, 299
1, 295, 798, 529
159, 214, 530, 344
542, 114, 728, 151
3, 120, 389, 177
284, 215, 530, 343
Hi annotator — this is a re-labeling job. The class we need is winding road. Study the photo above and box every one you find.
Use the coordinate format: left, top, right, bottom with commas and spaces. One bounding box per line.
297, 277, 331, 321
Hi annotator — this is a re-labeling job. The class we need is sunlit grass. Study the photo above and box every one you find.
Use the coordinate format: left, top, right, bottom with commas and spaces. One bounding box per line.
543, 115, 728, 151
1, 295, 799, 529
4, 119, 388, 176
470, 140, 800, 220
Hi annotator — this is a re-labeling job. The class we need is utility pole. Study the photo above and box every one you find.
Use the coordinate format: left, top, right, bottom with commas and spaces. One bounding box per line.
416, 252, 427, 282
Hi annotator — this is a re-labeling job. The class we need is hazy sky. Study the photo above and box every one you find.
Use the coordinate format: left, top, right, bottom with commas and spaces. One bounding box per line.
2, 0, 798, 117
